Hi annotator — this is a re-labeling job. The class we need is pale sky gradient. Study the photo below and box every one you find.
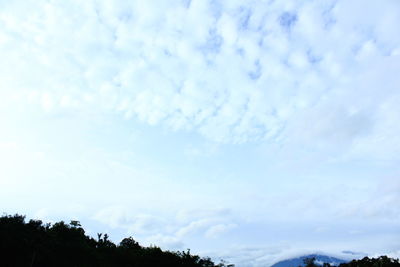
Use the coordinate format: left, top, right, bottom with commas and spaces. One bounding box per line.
0, 1, 400, 266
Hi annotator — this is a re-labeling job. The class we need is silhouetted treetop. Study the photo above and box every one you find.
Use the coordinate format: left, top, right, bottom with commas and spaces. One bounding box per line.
0, 213, 234, 267
299, 256, 400, 267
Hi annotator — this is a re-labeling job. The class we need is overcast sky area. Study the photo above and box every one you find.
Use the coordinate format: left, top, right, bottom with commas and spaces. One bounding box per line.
0, 0, 400, 266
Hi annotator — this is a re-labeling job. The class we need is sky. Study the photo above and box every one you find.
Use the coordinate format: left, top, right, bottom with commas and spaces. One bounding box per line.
0, 0, 400, 266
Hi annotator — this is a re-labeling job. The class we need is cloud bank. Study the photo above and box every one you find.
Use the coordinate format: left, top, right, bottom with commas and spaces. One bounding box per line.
1, 0, 399, 154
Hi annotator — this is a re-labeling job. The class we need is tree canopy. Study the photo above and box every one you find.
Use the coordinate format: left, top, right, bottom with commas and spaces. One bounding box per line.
0, 214, 233, 267
301, 256, 400, 267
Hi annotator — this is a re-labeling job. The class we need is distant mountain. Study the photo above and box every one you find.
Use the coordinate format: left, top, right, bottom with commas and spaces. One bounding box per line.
271, 254, 349, 267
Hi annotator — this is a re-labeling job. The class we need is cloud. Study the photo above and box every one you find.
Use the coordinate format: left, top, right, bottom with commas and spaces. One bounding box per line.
145, 233, 184, 250
93, 206, 237, 250
175, 208, 236, 239
93, 206, 166, 235
1, 0, 398, 156
205, 244, 295, 267
93, 206, 130, 229
205, 223, 237, 239
279, 12, 298, 30
176, 207, 232, 223
176, 218, 214, 238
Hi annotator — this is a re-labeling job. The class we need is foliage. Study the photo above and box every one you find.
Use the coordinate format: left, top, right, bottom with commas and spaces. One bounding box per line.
0, 214, 234, 267
300, 256, 400, 267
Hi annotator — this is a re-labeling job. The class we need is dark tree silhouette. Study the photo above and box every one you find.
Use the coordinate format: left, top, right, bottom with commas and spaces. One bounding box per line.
303, 257, 317, 267
299, 256, 400, 267
0, 213, 235, 267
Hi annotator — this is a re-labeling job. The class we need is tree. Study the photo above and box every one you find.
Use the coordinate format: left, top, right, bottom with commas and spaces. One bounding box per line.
119, 237, 141, 250
303, 257, 317, 267
0, 213, 227, 267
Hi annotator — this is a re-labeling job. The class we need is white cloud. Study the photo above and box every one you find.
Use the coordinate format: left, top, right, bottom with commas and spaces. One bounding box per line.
93, 206, 169, 235
205, 223, 237, 239
176, 218, 214, 238
176, 208, 232, 223
145, 233, 184, 250
93, 206, 129, 229
175, 207, 236, 239
1, 0, 398, 151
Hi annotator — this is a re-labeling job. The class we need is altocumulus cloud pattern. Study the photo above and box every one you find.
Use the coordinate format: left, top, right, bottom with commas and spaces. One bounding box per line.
1, 0, 400, 149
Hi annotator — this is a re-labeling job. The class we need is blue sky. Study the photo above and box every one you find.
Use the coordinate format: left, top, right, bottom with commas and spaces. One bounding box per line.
0, 0, 400, 266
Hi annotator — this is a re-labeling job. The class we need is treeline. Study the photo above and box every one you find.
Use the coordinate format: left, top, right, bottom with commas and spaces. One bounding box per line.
302, 256, 400, 267
0, 214, 233, 267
